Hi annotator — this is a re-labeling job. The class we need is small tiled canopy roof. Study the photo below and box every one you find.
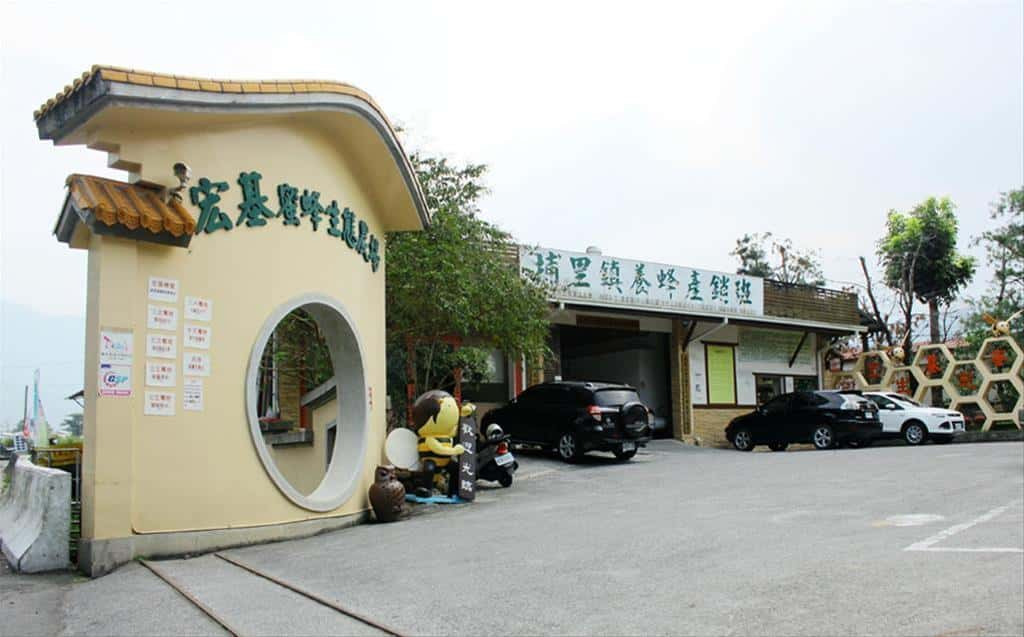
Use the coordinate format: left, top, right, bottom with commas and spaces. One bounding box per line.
56, 174, 196, 247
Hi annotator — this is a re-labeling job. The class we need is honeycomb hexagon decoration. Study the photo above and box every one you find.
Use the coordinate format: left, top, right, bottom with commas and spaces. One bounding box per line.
854, 350, 892, 390
979, 378, 1021, 417
855, 336, 1022, 430
973, 336, 1023, 431
912, 344, 955, 407
979, 338, 1019, 376
887, 367, 916, 397
913, 344, 953, 382
948, 400, 990, 432
915, 384, 955, 409
949, 361, 984, 400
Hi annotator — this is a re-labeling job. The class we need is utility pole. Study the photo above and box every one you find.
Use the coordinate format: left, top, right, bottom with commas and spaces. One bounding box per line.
22, 385, 29, 437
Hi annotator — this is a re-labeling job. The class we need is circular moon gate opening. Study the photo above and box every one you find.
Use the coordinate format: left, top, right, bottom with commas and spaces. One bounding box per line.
247, 295, 367, 512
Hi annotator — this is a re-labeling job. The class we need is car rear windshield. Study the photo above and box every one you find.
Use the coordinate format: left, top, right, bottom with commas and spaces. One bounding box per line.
593, 389, 640, 407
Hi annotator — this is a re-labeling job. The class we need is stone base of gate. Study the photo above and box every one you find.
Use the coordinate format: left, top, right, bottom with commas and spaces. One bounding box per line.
80, 509, 369, 578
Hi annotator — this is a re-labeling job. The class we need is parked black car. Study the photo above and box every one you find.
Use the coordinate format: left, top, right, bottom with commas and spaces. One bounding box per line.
481, 381, 652, 462
724, 390, 881, 451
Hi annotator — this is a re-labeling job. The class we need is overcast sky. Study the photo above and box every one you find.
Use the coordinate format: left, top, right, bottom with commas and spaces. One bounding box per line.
1, 0, 1022, 423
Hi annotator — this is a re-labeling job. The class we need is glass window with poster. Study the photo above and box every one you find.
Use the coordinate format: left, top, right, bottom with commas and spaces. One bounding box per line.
705, 344, 738, 405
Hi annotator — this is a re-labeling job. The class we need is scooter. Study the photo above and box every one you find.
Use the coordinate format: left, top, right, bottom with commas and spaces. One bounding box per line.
476, 424, 518, 487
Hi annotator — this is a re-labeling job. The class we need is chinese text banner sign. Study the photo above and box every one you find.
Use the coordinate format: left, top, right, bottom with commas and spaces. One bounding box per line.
520, 247, 764, 317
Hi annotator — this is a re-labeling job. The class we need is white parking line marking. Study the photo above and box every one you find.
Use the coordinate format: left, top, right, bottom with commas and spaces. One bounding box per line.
904, 500, 1022, 553
914, 547, 1023, 553
883, 514, 945, 527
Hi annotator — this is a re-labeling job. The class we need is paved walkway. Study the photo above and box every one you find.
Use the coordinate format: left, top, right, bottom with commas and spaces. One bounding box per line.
0, 558, 75, 637
5, 440, 1023, 636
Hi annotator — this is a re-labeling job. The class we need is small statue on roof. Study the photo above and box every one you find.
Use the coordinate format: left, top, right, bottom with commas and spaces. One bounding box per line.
167, 162, 192, 203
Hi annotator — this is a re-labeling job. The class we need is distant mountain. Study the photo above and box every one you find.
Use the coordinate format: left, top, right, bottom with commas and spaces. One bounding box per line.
1, 301, 86, 431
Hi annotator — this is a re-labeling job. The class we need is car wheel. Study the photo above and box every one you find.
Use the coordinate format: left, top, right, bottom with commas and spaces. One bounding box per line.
557, 432, 582, 463
812, 425, 835, 450
903, 421, 927, 446
732, 429, 755, 452
768, 441, 788, 452
613, 448, 637, 461
498, 473, 513, 488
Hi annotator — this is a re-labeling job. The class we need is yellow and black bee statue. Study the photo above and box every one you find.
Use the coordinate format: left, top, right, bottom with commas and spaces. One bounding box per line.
411, 390, 465, 493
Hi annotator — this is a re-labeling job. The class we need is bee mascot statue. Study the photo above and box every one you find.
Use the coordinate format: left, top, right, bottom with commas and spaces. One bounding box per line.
411, 390, 465, 494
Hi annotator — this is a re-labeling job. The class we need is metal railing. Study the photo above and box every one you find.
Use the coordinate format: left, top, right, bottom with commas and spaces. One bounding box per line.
763, 279, 860, 326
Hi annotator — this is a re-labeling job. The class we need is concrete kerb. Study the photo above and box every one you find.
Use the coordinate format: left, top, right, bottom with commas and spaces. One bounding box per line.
953, 430, 1023, 443
0, 456, 71, 572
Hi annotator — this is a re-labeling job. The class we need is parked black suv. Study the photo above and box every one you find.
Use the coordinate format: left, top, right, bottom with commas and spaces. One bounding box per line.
725, 390, 881, 451
481, 381, 652, 462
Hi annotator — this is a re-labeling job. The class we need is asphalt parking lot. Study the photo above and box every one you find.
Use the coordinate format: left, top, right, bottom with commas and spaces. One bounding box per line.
28, 440, 1024, 636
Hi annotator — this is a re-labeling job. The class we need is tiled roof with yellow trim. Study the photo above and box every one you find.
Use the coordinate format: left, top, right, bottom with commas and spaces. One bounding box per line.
37, 64, 430, 232
33, 65, 384, 122
66, 174, 196, 237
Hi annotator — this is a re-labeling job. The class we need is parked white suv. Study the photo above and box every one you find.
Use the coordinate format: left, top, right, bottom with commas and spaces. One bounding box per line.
864, 392, 965, 446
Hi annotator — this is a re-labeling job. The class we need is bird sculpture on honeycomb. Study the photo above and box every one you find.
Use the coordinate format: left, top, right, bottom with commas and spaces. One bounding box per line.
889, 345, 906, 365
983, 310, 1023, 337
368, 465, 406, 523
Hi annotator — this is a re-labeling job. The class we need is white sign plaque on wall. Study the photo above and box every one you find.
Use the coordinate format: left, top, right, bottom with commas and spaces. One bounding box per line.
520, 246, 765, 318
145, 361, 176, 387
144, 391, 176, 416
147, 304, 178, 331
183, 352, 211, 377
98, 363, 132, 398
148, 277, 179, 303
738, 327, 813, 367
146, 333, 177, 359
184, 324, 211, 350
183, 377, 204, 411
184, 296, 213, 322
99, 328, 133, 365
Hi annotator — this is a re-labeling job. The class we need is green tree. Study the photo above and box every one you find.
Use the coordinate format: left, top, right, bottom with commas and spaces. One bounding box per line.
976, 188, 1023, 307
60, 413, 83, 437
878, 197, 976, 349
255, 309, 333, 420
958, 188, 1024, 354
731, 232, 825, 285
386, 152, 550, 409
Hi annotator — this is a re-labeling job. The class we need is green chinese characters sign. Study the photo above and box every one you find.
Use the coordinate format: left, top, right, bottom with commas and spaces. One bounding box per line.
520, 246, 764, 317
189, 171, 381, 272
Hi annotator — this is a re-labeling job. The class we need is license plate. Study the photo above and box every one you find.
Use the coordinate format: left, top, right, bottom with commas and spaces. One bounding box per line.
865, 412, 875, 419
495, 453, 515, 467
621, 441, 636, 452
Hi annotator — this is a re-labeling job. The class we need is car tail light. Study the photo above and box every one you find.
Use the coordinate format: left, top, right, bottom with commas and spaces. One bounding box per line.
497, 441, 509, 454
587, 405, 602, 420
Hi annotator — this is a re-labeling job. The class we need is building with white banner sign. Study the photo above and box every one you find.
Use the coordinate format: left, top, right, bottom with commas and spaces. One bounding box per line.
469, 245, 864, 447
